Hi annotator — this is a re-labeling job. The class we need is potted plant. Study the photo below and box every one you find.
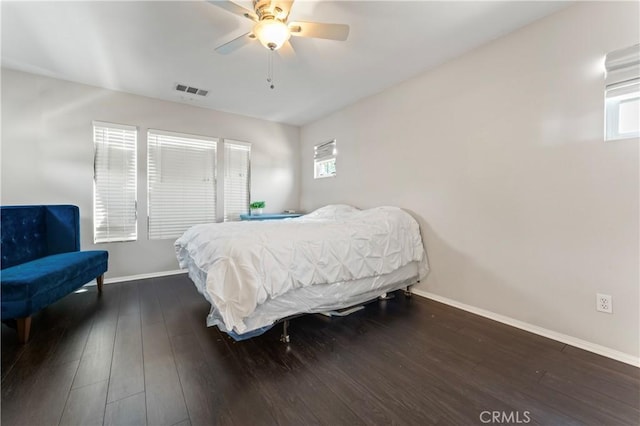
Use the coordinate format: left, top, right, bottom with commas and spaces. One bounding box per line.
249, 201, 265, 215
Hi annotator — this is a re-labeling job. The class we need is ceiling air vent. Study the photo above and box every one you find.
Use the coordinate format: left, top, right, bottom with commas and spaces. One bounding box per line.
175, 83, 209, 97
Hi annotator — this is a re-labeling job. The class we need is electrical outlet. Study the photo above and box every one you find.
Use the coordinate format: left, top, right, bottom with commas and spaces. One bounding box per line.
596, 293, 613, 314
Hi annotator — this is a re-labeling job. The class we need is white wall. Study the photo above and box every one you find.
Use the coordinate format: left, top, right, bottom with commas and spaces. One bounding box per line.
300, 2, 639, 357
1, 69, 300, 278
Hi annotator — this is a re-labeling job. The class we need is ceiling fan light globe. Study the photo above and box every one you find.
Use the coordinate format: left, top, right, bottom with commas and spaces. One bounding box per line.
254, 19, 290, 51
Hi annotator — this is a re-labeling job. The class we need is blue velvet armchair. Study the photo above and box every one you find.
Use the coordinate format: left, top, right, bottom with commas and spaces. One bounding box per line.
1, 205, 108, 342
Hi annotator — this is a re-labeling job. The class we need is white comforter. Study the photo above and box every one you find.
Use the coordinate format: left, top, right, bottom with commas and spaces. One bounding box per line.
175, 205, 427, 333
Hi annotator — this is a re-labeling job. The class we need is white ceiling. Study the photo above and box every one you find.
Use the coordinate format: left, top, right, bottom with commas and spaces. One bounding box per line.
1, 1, 569, 126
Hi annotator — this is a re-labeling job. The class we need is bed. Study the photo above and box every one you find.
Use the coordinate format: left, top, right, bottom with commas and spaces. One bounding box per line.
175, 205, 429, 341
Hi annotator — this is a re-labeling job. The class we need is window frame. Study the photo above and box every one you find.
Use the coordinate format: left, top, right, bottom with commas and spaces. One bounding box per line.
92, 121, 138, 244
223, 139, 252, 222
605, 83, 640, 141
314, 139, 337, 179
147, 129, 218, 240
604, 44, 640, 142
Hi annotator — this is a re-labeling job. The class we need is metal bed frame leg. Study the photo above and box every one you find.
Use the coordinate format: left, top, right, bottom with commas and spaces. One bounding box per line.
280, 319, 290, 343
404, 279, 420, 297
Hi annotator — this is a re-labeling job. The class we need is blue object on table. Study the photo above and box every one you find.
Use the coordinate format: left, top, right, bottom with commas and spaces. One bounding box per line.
1, 205, 108, 342
239, 213, 303, 221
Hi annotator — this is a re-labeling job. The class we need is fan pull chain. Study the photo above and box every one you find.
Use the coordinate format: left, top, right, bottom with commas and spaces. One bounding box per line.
267, 50, 275, 89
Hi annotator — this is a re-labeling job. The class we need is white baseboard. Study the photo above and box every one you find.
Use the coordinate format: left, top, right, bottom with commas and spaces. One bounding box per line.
85, 269, 187, 286
412, 289, 640, 368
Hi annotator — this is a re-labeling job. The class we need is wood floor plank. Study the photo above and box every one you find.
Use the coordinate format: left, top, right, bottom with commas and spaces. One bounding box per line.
368, 302, 559, 423
107, 311, 144, 403
362, 310, 535, 394
425, 322, 548, 382
562, 344, 640, 379
2, 290, 93, 385
1, 291, 97, 426
72, 284, 122, 389
368, 298, 634, 425
46, 293, 98, 367
2, 316, 68, 401
369, 297, 551, 384
183, 315, 283, 425
154, 278, 193, 337
170, 332, 236, 426
525, 378, 634, 425
529, 349, 640, 408
138, 279, 164, 326
225, 337, 323, 426
59, 379, 108, 426
540, 371, 640, 425
179, 289, 281, 426
104, 392, 147, 426
466, 364, 583, 425
174, 275, 309, 426
118, 281, 141, 317
142, 321, 189, 426
332, 303, 583, 425
340, 316, 521, 424
3, 360, 80, 426
1, 324, 27, 381
287, 331, 410, 426
292, 317, 446, 425
257, 335, 368, 426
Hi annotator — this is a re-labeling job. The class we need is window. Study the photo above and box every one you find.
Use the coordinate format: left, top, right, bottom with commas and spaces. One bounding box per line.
605, 44, 640, 141
224, 140, 251, 222
93, 121, 138, 243
147, 130, 217, 239
314, 140, 337, 179
606, 82, 639, 140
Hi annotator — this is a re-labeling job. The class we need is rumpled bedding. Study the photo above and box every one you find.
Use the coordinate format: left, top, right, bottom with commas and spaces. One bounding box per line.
175, 205, 427, 333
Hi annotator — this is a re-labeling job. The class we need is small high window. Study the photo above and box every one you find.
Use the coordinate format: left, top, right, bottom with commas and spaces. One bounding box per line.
314, 140, 337, 179
605, 44, 640, 141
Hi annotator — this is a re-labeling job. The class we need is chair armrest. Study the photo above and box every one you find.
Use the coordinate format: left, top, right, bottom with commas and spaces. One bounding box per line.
45, 205, 80, 254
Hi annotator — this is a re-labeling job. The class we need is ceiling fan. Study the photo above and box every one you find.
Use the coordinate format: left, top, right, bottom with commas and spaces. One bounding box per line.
209, 0, 350, 56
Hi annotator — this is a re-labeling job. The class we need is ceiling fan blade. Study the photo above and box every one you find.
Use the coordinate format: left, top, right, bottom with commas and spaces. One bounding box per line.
277, 40, 297, 61
207, 0, 257, 22
288, 21, 349, 41
215, 32, 255, 54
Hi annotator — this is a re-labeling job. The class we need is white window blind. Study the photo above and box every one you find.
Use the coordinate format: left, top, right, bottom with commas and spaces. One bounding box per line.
147, 130, 217, 239
93, 121, 138, 243
224, 140, 251, 222
314, 139, 337, 179
605, 44, 640, 141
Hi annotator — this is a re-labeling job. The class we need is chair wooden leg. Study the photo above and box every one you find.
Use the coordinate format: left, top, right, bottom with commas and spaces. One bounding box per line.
17, 317, 32, 343
97, 274, 104, 293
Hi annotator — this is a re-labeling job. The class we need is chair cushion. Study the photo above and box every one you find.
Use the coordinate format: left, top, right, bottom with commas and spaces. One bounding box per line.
0, 250, 108, 320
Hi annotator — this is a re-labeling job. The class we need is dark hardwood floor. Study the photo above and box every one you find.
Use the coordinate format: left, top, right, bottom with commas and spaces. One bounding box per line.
2, 274, 639, 425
